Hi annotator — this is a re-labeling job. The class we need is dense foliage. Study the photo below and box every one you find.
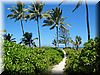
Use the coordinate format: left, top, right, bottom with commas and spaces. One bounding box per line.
3, 33, 16, 42
19, 32, 38, 47
2, 40, 63, 75
95, 37, 100, 72
64, 38, 99, 75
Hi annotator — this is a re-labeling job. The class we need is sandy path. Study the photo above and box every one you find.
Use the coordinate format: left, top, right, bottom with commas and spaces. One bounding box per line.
51, 49, 67, 75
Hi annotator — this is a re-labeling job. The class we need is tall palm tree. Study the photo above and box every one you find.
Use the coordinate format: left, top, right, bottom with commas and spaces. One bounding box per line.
59, 0, 90, 41
43, 7, 62, 47
7, 2, 27, 35
27, 1, 44, 47
19, 32, 38, 47
73, 0, 90, 41
72, 0, 90, 41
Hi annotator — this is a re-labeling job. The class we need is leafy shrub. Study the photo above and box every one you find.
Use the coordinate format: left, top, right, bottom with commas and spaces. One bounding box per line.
64, 49, 81, 74
64, 38, 97, 75
2, 40, 63, 75
94, 37, 100, 72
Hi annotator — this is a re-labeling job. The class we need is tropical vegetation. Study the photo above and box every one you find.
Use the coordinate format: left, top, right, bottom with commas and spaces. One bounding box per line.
19, 32, 38, 47
1, 1, 98, 75
64, 37, 100, 75
2, 40, 63, 75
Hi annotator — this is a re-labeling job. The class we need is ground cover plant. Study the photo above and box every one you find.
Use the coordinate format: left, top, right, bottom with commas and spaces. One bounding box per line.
2, 40, 63, 75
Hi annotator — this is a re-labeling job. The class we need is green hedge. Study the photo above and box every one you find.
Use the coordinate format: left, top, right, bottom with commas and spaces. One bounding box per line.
2, 40, 63, 75
64, 38, 97, 75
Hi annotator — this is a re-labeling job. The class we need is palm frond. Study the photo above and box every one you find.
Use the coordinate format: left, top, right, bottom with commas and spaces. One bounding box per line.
67, 24, 71, 27
60, 25, 67, 30
72, 0, 82, 12
50, 25, 55, 30
58, 0, 64, 6
11, 38, 16, 41
42, 13, 51, 18
33, 37, 38, 41
42, 24, 49, 26
7, 14, 14, 18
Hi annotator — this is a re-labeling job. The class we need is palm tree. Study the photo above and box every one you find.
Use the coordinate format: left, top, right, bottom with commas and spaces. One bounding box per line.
19, 32, 38, 47
70, 36, 82, 50
75, 36, 82, 50
59, 0, 90, 41
7, 2, 27, 35
4, 33, 16, 42
43, 7, 62, 47
27, 1, 44, 47
72, 0, 90, 41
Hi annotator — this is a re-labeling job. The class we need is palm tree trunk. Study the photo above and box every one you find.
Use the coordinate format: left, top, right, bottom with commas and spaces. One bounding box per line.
65, 42, 67, 48
76, 45, 78, 50
29, 42, 31, 47
20, 20, 24, 35
37, 17, 41, 47
85, 0, 90, 40
65, 43, 66, 48
56, 26, 59, 48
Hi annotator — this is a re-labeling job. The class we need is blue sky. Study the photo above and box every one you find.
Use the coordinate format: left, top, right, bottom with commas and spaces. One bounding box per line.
3, 2, 96, 47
